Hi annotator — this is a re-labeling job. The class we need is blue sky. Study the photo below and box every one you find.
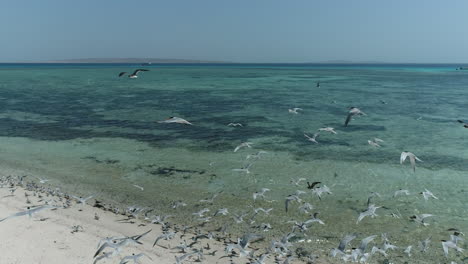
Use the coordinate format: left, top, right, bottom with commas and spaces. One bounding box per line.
1, 0, 467, 62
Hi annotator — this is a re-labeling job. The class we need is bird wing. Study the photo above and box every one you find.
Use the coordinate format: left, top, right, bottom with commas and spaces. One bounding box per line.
344, 113, 353, 127
359, 235, 377, 252
400, 152, 408, 164
338, 234, 357, 251
118, 72, 127, 77
132, 69, 149, 75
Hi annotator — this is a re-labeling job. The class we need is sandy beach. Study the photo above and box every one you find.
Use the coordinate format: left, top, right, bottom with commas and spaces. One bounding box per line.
0, 174, 229, 264
0, 172, 336, 264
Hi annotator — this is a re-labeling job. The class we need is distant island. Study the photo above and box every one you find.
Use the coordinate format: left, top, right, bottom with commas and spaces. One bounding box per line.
42, 58, 230, 63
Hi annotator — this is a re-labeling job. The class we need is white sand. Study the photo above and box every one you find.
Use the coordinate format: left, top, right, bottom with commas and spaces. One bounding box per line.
0, 184, 229, 264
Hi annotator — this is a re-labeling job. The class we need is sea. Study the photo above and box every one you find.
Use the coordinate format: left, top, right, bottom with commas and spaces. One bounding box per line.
0, 63, 467, 263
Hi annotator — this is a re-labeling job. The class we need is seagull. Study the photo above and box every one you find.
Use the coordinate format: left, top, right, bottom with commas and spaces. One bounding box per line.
421, 189, 438, 201
253, 207, 273, 216
393, 189, 410, 198
118, 69, 149, 78
298, 202, 314, 214
285, 194, 302, 212
400, 151, 422, 172
232, 163, 253, 174
120, 253, 152, 264
318, 127, 337, 134
410, 214, 434, 226
253, 188, 270, 201
357, 204, 380, 224
199, 192, 221, 204
288, 108, 303, 114
290, 177, 307, 186
232, 212, 249, 224
457, 120, 468, 128
404, 245, 412, 257
350, 235, 377, 261
316, 81, 320, 88
305, 212, 325, 225
132, 185, 144, 191
234, 142, 253, 152
419, 237, 431, 252
153, 231, 175, 247
331, 234, 356, 257
344, 107, 366, 127
71, 195, 95, 205
157, 117, 193, 125
368, 138, 383, 147
94, 236, 145, 258
246, 151, 268, 160
442, 239, 464, 257
311, 185, 332, 200
213, 208, 229, 217
0, 205, 56, 222
304, 133, 319, 144
35, 177, 50, 184
192, 208, 210, 218
227, 123, 243, 127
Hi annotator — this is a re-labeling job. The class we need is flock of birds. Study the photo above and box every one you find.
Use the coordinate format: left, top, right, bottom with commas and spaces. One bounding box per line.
0, 71, 466, 264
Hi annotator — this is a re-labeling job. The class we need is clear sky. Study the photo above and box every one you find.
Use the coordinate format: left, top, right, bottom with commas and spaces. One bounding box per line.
1, 0, 467, 63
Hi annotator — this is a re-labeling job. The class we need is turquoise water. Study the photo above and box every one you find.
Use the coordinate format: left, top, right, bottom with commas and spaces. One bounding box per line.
0, 64, 467, 263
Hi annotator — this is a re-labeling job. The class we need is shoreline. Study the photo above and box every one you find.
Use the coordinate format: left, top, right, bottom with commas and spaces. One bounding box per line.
0, 174, 334, 264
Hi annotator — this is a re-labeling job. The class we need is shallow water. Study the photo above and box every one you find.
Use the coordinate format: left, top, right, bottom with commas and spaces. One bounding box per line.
0, 63, 467, 263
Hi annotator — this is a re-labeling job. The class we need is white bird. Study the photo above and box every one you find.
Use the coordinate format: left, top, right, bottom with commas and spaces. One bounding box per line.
404, 245, 412, 257
290, 177, 307, 186
311, 185, 332, 200
227, 123, 243, 127
71, 195, 95, 205
393, 189, 410, 198
330, 234, 356, 257
158, 117, 193, 125
118, 69, 149, 79
253, 188, 270, 201
410, 214, 434, 226
192, 208, 210, 218
35, 177, 50, 184
421, 189, 438, 201
0, 205, 56, 222
442, 240, 464, 257
234, 142, 253, 152
132, 185, 144, 191
232, 163, 253, 174
318, 127, 337, 134
368, 139, 382, 147
357, 204, 380, 224
344, 107, 366, 126
400, 151, 422, 172
304, 133, 319, 144
288, 108, 302, 114
213, 208, 229, 217
305, 212, 325, 225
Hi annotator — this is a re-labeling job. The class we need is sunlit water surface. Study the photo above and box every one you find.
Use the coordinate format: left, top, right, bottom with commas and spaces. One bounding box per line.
0, 64, 467, 263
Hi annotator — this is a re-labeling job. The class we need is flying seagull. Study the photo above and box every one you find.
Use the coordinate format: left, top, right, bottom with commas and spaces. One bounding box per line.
118, 69, 149, 78
400, 151, 422, 172
344, 107, 366, 127
0, 205, 56, 222
288, 108, 303, 114
304, 133, 319, 144
158, 117, 193, 125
